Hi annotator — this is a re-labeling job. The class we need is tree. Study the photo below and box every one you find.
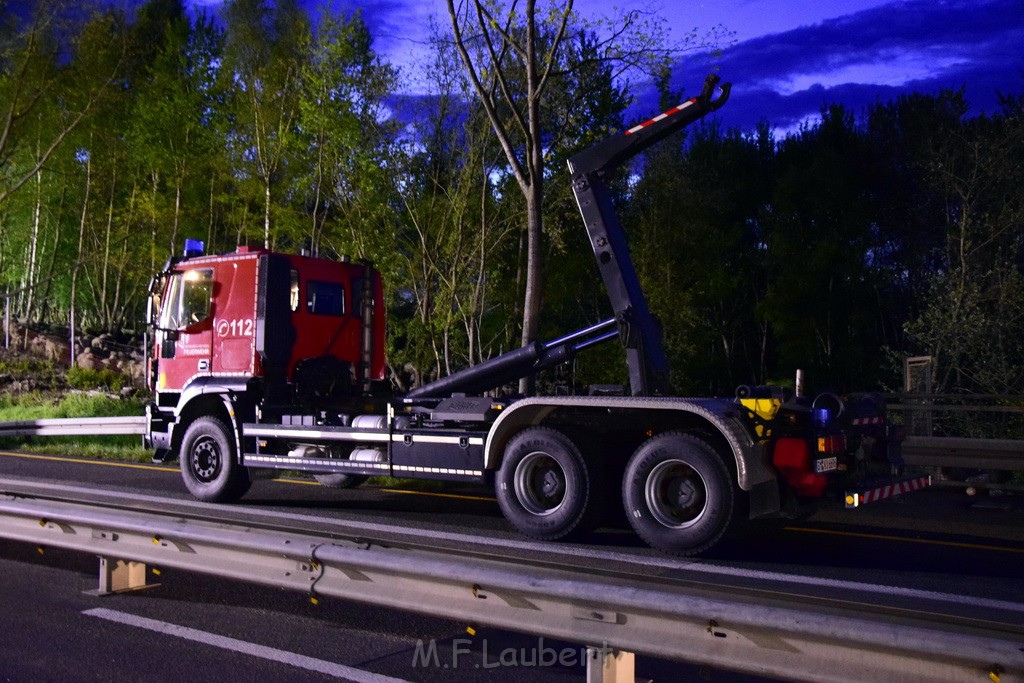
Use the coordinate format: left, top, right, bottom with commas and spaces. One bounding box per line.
385, 25, 519, 388
759, 105, 883, 389
905, 92, 1024, 395
863, 90, 967, 368
627, 116, 776, 394
221, 0, 308, 248
445, 0, 694, 393
445, 0, 575, 395
0, 0, 123, 207
0, 2, 127, 332
295, 9, 397, 259
128, 1, 223, 265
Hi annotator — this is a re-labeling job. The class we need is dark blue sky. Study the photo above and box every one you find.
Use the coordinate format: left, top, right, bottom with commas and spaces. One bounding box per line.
184, 0, 1024, 134
670, 0, 1024, 133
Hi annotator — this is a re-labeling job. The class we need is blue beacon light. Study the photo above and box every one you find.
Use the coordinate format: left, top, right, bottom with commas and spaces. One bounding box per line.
184, 239, 205, 258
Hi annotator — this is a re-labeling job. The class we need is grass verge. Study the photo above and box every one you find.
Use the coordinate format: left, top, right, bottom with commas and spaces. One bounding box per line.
0, 391, 151, 463
0, 392, 469, 488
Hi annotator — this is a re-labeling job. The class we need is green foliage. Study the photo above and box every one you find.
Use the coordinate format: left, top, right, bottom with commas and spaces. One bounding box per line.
66, 366, 127, 392
0, 357, 59, 378
0, 0, 1021, 400
901, 93, 1024, 395
22, 441, 152, 462
0, 392, 148, 461
625, 88, 1024, 396
0, 392, 143, 420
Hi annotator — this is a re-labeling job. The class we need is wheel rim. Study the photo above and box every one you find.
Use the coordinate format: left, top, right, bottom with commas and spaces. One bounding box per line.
514, 451, 567, 516
645, 459, 708, 529
190, 436, 221, 483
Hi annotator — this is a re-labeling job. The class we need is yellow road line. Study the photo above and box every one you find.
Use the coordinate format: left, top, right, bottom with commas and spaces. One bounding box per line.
0, 450, 177, 473
376, 487, 495, 503
268, 475, 491, 501
274, 477, 319, 486
0, 450, 495, 501
785, 525, 1024, 554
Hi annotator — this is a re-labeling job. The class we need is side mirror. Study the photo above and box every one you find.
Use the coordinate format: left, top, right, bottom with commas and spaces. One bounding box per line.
160, 332, 177, 360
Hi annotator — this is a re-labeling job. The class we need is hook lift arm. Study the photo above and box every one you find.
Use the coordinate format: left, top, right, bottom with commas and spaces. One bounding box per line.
567, 74, 731, 396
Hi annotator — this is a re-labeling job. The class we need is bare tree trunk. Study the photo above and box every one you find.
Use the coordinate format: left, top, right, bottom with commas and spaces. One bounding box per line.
24, 167, 42, 321
171, 179, 181, 255
519, 182, 543, 394
264, 179, 271, 249
70, 149, 92, 366
207, 176, 215, 251
311, 139, 326, 253
32, 187, 66, 325
150, 170, 159, 272
446, 0, 574, 395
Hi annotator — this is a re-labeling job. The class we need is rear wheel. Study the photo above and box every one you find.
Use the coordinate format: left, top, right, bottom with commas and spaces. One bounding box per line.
314, 473, 368, 489
495, 426, 600, 541
180, 417, 251, 502
623, 431, 738, 556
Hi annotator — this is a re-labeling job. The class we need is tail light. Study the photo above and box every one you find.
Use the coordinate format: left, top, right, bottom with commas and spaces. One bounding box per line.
817, 434, 846, 454
772, 437, 829, 497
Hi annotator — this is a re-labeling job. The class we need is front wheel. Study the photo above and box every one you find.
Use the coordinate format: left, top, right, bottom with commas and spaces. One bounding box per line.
180, 416, 251, 502
495, 427, 600, 541
622, 432, 738, 556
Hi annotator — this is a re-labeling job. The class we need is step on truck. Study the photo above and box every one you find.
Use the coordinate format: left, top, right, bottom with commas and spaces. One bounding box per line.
30, 75, 916, 556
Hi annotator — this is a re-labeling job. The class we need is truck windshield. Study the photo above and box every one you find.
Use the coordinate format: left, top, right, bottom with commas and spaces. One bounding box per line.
159, 269, 213, 330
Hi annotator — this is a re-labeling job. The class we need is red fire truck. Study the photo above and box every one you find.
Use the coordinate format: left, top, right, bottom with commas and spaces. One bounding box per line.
14, 75, 921, 556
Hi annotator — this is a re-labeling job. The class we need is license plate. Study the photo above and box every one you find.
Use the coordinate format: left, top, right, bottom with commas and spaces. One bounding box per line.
815, 456, 838, 474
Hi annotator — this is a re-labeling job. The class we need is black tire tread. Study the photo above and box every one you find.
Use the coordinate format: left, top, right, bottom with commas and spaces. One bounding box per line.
622, 430, 739, 556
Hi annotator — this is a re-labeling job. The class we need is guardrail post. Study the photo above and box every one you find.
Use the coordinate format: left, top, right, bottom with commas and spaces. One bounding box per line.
90, 557, 151, 596
586, 646, 635, 683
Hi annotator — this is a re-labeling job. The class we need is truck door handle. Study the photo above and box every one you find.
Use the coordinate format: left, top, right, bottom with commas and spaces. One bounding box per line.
198, 360, 209, 371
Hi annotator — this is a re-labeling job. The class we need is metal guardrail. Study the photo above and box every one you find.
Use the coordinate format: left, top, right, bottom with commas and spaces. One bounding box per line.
903, 436, 1024, 471
0, 493, 1020, 682
0, 416, 146, 438
884, 395, 1024, 472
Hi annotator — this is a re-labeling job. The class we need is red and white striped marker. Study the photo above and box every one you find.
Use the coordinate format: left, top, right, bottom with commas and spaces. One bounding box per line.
845, 475, 931, 507
851, 416, 886, 426
625, 99, 697, 135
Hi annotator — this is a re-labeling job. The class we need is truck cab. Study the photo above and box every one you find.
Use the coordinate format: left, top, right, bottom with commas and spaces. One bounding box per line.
146, 243, 385, 456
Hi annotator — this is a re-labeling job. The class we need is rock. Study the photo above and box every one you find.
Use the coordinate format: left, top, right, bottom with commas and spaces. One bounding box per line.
76, 350, 105, 371
41, 337, 70, 363
125, 361, 145, 384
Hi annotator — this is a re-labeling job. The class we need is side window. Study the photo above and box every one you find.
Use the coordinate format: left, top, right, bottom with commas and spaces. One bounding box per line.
306, 280, 345, 316
182, 269, 213, 325
290, 269, 300, 312
159, 269, 213, 329
352, 277, 362, 317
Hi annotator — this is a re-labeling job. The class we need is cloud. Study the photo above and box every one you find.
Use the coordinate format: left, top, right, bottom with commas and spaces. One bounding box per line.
310, 0, 439, 71
668, 0, 1024, 133
181, 0, 436, 73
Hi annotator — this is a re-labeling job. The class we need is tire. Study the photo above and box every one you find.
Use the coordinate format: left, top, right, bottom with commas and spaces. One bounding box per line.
623, 431, 738, 556
495, 426, 600, 541
179, 416, 251, 502
314, 473, 368, 489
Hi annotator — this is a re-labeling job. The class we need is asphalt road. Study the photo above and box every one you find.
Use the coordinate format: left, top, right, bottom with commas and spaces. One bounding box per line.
2, 449, 1023, 681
